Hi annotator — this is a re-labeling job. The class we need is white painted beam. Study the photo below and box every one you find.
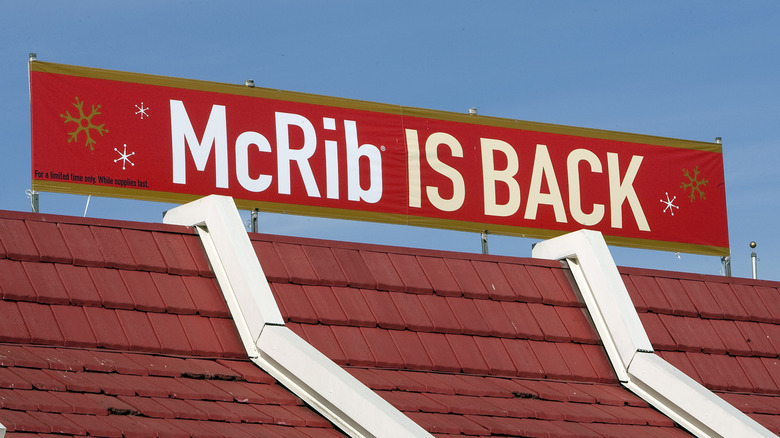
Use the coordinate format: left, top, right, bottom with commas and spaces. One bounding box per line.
164, 195, 283, 356
163, 195, 433, 438
256, 325, 434, 438
533, 229, 775, 438
532, 230, 652, 377
627, 353, 775, 438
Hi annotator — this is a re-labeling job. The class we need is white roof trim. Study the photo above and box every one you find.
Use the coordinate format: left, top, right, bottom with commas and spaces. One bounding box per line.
164, 195, 433, 438
533, 229, 774, 438
0, 421, 5, 438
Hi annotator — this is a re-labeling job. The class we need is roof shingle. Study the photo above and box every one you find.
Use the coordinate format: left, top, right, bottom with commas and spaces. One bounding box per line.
4, 209, 780, 437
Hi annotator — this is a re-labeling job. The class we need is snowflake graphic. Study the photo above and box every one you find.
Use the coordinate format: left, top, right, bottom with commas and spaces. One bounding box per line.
114, 144, 135, 170
135, 102, 150, 119
680, 166, 708, 202
60, 97, 108, 151
660, 192, 679, 216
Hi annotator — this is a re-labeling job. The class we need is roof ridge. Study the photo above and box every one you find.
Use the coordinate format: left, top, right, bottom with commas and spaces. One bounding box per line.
249, 231, 562, 266
620, 265, 780, 286
0, 209, 194, 234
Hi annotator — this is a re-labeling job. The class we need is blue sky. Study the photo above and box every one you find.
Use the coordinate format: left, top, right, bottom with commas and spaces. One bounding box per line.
3, 2, 780, 280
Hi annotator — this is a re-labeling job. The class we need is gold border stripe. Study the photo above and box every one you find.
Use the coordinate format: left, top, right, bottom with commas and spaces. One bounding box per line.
32, 180, 728, 257
31, 61, 721, 152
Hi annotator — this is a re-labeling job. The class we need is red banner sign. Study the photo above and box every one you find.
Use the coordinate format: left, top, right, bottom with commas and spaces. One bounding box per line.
30, 61, 729, 255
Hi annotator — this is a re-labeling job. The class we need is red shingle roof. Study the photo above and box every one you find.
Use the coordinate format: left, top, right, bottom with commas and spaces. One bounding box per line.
2, 208, 780, 436
0, 211, 346, 437
622, 266, 780, 431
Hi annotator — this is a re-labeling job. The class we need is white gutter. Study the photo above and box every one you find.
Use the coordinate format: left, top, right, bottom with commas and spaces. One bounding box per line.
164, 195, 433, 438
533, 230, 774, 438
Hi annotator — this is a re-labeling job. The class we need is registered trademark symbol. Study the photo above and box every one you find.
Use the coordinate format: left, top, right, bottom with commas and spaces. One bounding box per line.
380, 145, 386, 152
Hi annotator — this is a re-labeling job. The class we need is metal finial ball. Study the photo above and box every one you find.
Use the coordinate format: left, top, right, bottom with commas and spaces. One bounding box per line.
750, 241, 757, 249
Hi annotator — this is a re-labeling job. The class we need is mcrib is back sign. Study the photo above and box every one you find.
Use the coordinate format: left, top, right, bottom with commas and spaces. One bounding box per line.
30, 61, 729, 256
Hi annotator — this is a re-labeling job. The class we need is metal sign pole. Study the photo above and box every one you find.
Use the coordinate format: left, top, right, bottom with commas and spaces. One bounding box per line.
26, 189, 39, 213
250, 209, 259, 233
750, 241, 758, 279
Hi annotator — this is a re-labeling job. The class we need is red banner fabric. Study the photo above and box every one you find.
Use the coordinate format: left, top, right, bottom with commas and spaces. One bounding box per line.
30, 61, 729, 255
